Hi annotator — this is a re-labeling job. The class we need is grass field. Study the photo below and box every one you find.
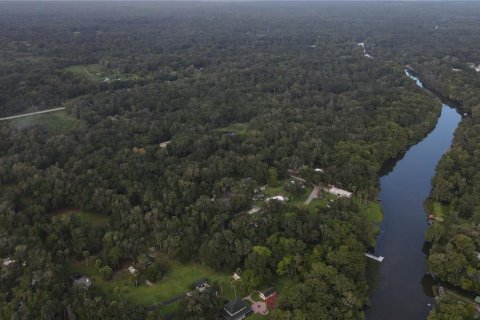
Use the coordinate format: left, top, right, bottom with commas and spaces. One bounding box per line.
65, 64, 109, 82
7, 111, 79, 132
52, 209, 109, 226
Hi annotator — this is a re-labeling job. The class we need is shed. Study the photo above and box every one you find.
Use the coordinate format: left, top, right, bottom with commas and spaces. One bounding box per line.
260, 287, 277, 300
194, 278, 208, 289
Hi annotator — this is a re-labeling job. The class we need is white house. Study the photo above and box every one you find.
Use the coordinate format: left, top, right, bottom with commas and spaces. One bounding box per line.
314, 168, 324, 173
233, 272, 241, 281
327, 187, 353, 198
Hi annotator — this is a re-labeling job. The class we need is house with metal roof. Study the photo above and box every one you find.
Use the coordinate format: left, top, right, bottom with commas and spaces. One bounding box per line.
220, 299, 253, 320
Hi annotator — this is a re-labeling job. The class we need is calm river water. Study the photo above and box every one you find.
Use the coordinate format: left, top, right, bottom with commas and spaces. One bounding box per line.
366, 70, 462, 319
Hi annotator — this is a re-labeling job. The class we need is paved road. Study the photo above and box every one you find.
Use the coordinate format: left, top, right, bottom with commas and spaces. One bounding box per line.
0, 107, 66, 121
304, 185, 319, 205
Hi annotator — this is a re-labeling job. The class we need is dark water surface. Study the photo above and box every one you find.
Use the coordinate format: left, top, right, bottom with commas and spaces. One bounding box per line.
366, 71, 462, 319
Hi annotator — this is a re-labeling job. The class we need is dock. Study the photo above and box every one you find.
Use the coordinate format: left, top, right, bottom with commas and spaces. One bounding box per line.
365, 253, 384, 262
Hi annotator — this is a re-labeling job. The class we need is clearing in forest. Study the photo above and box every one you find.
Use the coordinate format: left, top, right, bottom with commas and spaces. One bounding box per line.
51, 209, 109, 226
65, 64, 112, 82
5, 110, 79, 132
215, 122, 249, 136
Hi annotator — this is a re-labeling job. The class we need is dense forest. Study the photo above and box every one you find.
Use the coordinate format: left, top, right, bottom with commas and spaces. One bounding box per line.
0, 2, 479, 319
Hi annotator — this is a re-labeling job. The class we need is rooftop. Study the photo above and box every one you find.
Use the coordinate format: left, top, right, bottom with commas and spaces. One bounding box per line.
221, 299, 252, 320
262, 287, 277, 297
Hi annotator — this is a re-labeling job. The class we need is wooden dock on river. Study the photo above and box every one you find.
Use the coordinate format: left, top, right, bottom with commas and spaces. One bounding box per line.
364, 253, 384, 262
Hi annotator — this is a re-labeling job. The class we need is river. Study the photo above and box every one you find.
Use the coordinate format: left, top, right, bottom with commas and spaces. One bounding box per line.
366, 70, 462, 319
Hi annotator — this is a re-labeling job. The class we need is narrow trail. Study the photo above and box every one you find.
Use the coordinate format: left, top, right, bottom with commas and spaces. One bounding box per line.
0, 107, 66, 121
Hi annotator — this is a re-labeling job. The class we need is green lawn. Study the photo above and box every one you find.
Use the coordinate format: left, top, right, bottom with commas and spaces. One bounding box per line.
362, 201, 383, 223
307, 192, 337, 214
52, 209, 109, 226
157, 300, 181, 317
249, 313, 270, 320
7, 111, 79, 132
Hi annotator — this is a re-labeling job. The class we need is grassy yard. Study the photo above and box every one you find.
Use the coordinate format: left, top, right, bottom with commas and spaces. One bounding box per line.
7, 111, 79, 132
65, 64, 146, 82
254, 180, 311, 210
289, 188, 311, 208
52, 209, 109, 226
361, 201, 383, 223
433, 202, 449, 220
249, 313, 270, 320
306, 191, 337, 214
307, 197, 328, 213
68, 259, 230, 307
158, 300, 181, 317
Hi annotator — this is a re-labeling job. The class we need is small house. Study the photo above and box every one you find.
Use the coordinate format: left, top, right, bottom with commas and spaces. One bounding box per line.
220, 299, 253, 320
314, 168, 324, 173
233, 272, 241, 281
260, 287, 277, 300
194, 278, 208, 290
475, 296, 480, 305
265, 195, 288, 203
